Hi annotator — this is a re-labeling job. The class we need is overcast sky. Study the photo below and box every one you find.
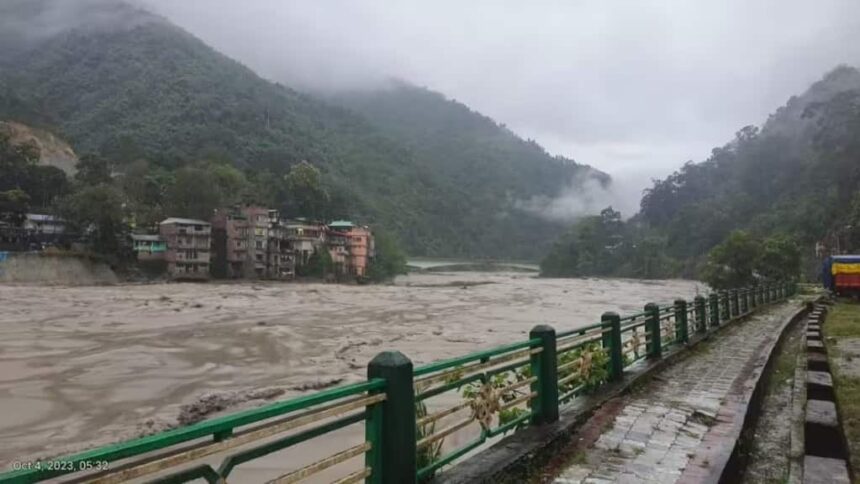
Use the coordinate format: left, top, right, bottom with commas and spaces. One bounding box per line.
138, 0, 860, 196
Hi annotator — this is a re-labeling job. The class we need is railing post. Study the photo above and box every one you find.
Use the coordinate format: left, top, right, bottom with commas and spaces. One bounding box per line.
601, 312, 624, 382
694, 296, 707, 334
731, 290, 739, 318
530, 325, 558, 425
674, 299, 689, 344
720, 291, 729, 321
741, 288, 749, 314
645, 303, 662, 359
709, 293, 720, 327
368, 351, 416, 484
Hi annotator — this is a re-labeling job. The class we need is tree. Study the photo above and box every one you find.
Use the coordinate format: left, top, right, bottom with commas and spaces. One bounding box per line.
118, 159, 169, 228
757, 235, 801, 281
0, 188, 29, 226
539, 206, 625, 277
62, 184, 127, 257
209, 163, 250, 205
74, 154, 113, 186
367, 230, 407, 282
0, 129, 40, 194
283, 161, 329, 219
297, 247, 333, 278
23, 165, 69, 208
701, 231, 762, 289
165, 167, 222, 220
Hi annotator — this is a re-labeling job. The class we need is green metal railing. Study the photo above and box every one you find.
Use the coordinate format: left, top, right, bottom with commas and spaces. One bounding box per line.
0, 282, 796, 484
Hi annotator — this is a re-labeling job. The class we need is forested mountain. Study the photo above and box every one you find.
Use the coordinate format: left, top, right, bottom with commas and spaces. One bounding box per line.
0, 0, 606, 259
332, 83, 609, 256
543, 65, 860, 279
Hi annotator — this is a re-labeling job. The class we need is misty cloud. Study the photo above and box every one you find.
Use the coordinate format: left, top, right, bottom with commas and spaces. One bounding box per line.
0, 0, 156, 56
135, 0, 860, 194
515, 170, 642, 222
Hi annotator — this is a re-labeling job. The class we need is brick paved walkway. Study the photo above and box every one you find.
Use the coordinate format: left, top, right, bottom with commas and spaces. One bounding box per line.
554, 302, 800, 484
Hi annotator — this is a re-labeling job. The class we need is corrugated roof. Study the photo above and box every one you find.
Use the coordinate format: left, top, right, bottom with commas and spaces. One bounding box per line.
159, 217, 210, 226
26, 213, 63, 222
831, 255, 860, 262
328, 220, 354, 228
131, 234, 163, 242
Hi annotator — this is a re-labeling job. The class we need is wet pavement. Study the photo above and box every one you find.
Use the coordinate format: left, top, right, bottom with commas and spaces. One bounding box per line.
553, 301, 800, 484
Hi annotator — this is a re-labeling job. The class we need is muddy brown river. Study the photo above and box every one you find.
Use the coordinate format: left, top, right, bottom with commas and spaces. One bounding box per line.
0, 271, 702, 475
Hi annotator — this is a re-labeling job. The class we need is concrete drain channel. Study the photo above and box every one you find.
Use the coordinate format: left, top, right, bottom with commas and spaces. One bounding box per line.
802, 303, 852, 484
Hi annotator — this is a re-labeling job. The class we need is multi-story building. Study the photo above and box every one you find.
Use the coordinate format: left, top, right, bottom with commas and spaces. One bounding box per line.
326, 228, 349, 275
159, 218, 211, 280
266, 211, 296, 279
244, 206, 270, 278
328, 221, 374, 277
211, 208, 251, 278
285, 219, 327, 266
211, 206, 295, 279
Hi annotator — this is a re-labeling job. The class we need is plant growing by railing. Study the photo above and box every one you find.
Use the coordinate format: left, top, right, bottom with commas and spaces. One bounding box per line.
460, 367, 532, 434
416, 400, 443, 481
557, 343, 609, 404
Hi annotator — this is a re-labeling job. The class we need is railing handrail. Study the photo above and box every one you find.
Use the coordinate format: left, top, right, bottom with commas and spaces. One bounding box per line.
413, 338, 541, 376
0, 378, 386, 482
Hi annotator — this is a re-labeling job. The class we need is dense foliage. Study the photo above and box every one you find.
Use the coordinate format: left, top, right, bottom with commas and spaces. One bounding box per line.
700, 231, 801, 289
541, 207, 679, 279
367, 230, 408, 282
0, 0, 607, 260
334, 84, 609, 258
543, 66, 860, 281
0, 129, 69, 213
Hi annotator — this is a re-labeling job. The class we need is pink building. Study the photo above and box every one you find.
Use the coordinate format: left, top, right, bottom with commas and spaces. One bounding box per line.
327, 221, 374, 277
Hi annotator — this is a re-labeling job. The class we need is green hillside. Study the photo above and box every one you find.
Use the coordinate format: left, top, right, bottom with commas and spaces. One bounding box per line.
639, 66, 860, 261
542, 65, 860, 279
0, 0, 606, 259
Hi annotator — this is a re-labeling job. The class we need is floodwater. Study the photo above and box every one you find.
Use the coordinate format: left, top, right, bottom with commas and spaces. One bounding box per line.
0, 271, 702, 476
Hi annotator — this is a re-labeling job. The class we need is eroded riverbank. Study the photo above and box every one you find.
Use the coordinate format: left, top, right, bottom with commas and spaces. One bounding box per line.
0, 272, 701, 466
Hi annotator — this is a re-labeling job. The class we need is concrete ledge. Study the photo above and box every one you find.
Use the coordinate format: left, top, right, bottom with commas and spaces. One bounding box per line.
803, 455, 850, 484
807, 371, 833, 387
808, 353, 828, 364
806, 399, 839, 427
